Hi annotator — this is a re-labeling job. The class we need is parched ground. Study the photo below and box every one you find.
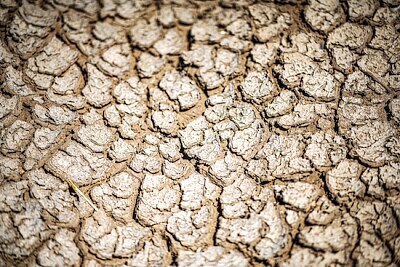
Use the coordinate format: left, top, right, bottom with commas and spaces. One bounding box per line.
0, 0, 399, 266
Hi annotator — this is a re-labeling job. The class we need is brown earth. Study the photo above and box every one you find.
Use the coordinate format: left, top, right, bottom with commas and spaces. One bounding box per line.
0, 0, 399, 266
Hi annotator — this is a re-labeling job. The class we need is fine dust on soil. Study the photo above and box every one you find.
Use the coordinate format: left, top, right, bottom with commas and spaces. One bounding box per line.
0, 0, 399, 266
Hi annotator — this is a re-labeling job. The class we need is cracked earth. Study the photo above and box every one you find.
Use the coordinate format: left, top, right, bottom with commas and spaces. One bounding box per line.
0, 0, 400, 266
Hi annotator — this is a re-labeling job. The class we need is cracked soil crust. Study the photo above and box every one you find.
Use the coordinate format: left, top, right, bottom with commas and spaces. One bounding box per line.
0, 0, 400, 266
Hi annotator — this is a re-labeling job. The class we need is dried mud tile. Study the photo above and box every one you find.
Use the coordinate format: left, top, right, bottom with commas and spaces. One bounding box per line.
208, 151, 244, 186
228, 102, 257, 130
327, 23, 372, 50
103, 105, 122, 127
304, 0, 345, 33
369, 24, 398, 53
190, 20, 224, 43
77, 124, 114, 153
245, 158, 271, 183
5, 65, 34, 96
109, 138, 135, 162
343, 69, 386, 96
325, 159, 365, 203
259, 134, 313, 179
154, 29, 183, 55
332, 46, 359, 73
300, 69, 339, 101
274, 182, 321, 212
351, 200, 398, 240
227, 19, 251, 39
219, 174, 259, 218
46, 86, 86, 111
182, 44, 214, 70
360, 168, 386, 198
197, 69, 225, 90
306, 195, 340, 226
357, 48, 400, 91
47, 141, 112, 186
372, 6, 400, 25
254, 14, 292, 42
33, 37, 80, 76
135, 174, 181, 226
80, 108, 102, 125
352, 232, 393, 267
25, 60, 54, 90
248, 3, 280, 27
298, 213, 358, 252
347, 0, 378, 20
250, 43, 278, 67
159, 138, 182, 162
100, 0, 146, 21
91, 171, 140, 222
151, 110, 178, 135
0, 156, 21, 183
276, 103, 334, 129
0, 180, 28, 212
184, 129, 222, 165
159, 70, 201, 110
33, 127, 61, 150
22, 127, 62, 169
0, 94, 19, 120
379, 162, 400, 190
241, 71, 278, 104
33, 104, 78, 125
219, 189, 289, 260
51, 64, 84, 95
215, 8, 244, 27
204, 104, 228, 124
346, 121, 395, 166
217, 179, 290, 259
276, 52, 318, 88
264, 90, 297, 118
163, 159, 191, 180
80, 211, 116, 259
28, 168, 79, 227
125, 234, 172, 267
177, 246, 248, 267
0, 39, 19, 67
82, 64, 113, 108
228, 120, 265, 160
285, 32, 328, 61
179, 172, 220, 211
129, 19, 161, 49
7, 2, 58, 59
215, 48, 240, 77
281, 246, 347, 267
36, 229, 80, 267
167, 205, 217, 249
96, 43, 132, 77
304, 131, 347, 171
137, 52, 165, 78
158, 5, 175, 27
173, 6, 196, 25
0, 201, 51, 260
129, 144, 163, 174
1, 120, 34, 153
113, 77, 147, 105
220, 35, 251, 52
338, 96, 382, 131
81, 211, 151, 260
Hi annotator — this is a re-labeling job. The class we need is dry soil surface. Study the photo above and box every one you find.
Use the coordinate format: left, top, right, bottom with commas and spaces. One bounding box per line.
0, 0, 400, 266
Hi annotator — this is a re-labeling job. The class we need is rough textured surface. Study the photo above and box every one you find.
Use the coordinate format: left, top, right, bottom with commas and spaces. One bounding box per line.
0, 1, 399, 266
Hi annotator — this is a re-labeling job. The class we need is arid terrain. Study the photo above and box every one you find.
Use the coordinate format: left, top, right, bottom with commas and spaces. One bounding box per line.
0, 0, 399, 266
